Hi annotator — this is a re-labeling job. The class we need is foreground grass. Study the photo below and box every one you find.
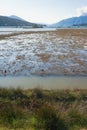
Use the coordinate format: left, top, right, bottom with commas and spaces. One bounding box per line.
0, 88, 87, 130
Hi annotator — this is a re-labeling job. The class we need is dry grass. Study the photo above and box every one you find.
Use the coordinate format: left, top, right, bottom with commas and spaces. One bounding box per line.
36, 53, 51, 62
1, 29, 87, 39
16, 55, 25, 60
55, 29, 87, 37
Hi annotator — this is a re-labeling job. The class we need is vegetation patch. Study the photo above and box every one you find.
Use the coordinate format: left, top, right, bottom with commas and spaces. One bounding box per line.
0, 88, 87, 130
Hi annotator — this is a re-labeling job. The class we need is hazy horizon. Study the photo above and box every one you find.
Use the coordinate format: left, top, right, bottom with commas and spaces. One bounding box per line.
0, 0, 87, 24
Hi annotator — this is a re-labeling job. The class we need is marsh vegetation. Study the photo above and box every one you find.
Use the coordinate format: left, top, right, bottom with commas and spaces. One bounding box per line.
0, 88, 87, 130
0, 29, 87, 77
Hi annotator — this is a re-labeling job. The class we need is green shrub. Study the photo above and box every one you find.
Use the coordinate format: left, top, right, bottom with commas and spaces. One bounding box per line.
67, 109, 87, 128
0, 102, 25, 126
0, 88, 27, 100
32, 88, 44, 99
36, 106, 67, 130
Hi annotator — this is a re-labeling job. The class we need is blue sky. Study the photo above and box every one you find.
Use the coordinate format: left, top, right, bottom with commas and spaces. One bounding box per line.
0, 0, 87, 24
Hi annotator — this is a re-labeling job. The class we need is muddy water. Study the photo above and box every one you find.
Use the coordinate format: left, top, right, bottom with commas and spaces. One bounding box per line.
0, 76, 87, 89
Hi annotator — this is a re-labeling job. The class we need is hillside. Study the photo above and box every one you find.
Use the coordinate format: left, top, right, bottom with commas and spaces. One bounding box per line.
51, 16, 87, 28
0, 15, 42, 27
9, 15, 26, 21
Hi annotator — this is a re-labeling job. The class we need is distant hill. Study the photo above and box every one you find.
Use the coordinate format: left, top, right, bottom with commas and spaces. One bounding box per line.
9, 15, 26, 21
50, 16, 87, 28
0, 15, 43, 28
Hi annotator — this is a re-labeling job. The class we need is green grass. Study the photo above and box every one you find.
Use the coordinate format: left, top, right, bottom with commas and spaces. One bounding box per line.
0, 88, 87, 130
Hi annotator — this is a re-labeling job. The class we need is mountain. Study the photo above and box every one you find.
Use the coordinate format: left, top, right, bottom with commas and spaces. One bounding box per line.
50, 16, 87, 28
9, 15, 25, 21
0, 15, 43, 27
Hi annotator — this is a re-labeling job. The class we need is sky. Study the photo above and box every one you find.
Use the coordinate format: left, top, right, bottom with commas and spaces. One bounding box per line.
0, 0, 87, 24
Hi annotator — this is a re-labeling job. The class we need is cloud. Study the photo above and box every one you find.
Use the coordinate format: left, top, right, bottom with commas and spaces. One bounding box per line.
76, 6, 87, 16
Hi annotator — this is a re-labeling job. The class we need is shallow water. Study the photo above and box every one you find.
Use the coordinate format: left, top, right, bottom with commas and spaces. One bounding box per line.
0, 29, 87, 89
0, 30, 87, 77
0, 27, 56, 35
0, 76, 87, 90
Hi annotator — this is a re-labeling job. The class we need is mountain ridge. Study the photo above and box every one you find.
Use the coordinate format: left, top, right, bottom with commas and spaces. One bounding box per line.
9, 15, 26, 21
50, 16, 87, 28
0, 15, 43, 28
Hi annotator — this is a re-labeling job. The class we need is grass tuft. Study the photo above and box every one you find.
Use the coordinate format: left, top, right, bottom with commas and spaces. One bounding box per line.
0, 88, 87, 129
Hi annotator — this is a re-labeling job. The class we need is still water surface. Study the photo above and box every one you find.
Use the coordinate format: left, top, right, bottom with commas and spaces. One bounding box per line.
0, 76, 87, 90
